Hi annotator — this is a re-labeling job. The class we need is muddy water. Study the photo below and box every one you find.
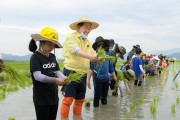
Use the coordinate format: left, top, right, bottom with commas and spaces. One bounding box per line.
0, 62, 180, 120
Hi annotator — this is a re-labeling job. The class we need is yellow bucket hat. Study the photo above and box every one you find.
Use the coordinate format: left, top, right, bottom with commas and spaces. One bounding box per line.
31, 26, 62, 48
69, 16, 99, 30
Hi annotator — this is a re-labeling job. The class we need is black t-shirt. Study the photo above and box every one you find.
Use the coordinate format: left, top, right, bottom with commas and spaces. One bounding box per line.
30, 52, 60, 105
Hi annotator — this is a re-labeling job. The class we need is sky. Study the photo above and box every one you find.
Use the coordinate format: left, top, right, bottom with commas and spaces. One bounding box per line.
0, 0, 180, 58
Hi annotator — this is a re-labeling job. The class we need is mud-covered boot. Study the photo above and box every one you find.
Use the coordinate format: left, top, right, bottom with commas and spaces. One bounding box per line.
101, 98, 107, 105
93, 95, 100, 107
134, 80, 138, 85
138, 81, 143, 86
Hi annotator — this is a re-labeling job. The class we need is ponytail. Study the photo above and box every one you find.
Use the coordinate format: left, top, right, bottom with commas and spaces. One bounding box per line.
29, 39, 37, 53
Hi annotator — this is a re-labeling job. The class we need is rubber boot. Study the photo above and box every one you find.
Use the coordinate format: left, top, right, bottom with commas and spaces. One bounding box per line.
60, 97, 74, 119
134, 80, 138, 85
93, 94, 100, 107
73, 99, 85, 115
138, 81, 143, 86
101, 98, 107, 105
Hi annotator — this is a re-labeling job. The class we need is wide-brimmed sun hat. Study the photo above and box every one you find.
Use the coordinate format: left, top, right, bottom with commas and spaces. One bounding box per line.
69, 16, 99, 30
115, 44, 126, 59
31, 26, 62, 48
133, 44, 140, 49
92, 36, 109, 50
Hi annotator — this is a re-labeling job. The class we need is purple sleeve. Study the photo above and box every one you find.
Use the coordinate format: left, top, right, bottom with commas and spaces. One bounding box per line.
74, 46, 81, 54
33, 71, 56, 83
55, 71, 66, 79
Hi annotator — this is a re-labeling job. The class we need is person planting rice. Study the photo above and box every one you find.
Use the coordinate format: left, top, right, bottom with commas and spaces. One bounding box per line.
112, 69, 135, 97
29, 26, 66, 120
127, 44, 141, 61
110, 44, 126, 96
60, 16, 98, 119
108, 39, 118, 96
87, 36, 117, 107
132, 47, 146, 86
145, 56, 160, 76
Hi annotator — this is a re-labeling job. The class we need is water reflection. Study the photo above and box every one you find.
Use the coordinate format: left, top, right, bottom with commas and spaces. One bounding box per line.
0, 63, 180, 120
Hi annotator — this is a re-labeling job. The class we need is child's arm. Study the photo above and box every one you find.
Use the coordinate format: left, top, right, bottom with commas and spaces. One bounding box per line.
87, 69, 93, 89
112, 72, 117, 81
139, 65, 145, 76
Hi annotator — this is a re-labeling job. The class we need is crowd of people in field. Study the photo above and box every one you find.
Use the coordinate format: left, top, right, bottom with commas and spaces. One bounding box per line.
0, 16, 174, 120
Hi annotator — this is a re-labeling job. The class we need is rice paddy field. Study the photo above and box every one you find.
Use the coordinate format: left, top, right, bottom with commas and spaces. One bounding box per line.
0, 60, 180, 120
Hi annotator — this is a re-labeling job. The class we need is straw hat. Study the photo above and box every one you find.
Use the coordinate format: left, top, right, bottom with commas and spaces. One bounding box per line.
69, 16, 99, 30
31, 26, 62, 48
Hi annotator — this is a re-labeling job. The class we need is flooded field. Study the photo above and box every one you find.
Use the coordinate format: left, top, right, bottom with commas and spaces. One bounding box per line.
0, 62, 180, 120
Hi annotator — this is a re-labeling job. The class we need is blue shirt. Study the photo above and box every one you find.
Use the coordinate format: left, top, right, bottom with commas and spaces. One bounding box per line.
132, 57, 143, 75
90, 52, 115, 82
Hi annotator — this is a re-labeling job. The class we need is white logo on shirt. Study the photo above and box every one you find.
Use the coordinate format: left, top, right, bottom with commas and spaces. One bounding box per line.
43, 62, 56, 69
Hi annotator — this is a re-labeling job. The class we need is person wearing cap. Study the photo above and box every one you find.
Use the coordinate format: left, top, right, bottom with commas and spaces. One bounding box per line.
87, 36, 117, 107
29, 26, 66, 120
114, 44, 126, 60
127, 44, 140, 61
146, 56, 160, 76
109, 44, 126, 95
60, 16, 98, 119
132, 47, 145, 86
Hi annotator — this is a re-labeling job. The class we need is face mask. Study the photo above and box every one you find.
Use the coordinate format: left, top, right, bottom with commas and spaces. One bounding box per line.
80, 33, 88, 40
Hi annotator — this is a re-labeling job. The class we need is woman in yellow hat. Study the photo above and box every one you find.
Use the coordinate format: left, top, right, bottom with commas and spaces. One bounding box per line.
60, 16, 98, 119
29, 26, 66, 120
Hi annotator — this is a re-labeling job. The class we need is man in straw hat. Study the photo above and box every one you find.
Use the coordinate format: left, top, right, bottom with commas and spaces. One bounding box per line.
60, 16, 99, 119
29, 26, 66, 120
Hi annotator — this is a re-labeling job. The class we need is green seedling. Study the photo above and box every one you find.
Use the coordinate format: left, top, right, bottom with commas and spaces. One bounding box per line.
150, 102, 157, 118
171, 103, 176, 116
84, 100, 90, 107
174, 81, 179, 90
65, 73, 84, 83
176, 96, 180, 105
129, 103, 135, 112
8, 117, 16, 120
136, 96, 144, 106
96, 47, 116, 64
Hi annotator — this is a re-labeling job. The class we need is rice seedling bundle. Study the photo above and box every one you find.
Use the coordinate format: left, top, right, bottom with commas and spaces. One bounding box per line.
61, 73, 84, 95
112, 70, 123, 93
0, 64, 31, 88
96, 47, 116, 64
64, 73, 84, 83
84, 100, 90, 107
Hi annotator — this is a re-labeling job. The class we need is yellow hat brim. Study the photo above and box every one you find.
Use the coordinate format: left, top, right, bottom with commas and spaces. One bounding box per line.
69, 20, 99, 30
31, 34, 62, 48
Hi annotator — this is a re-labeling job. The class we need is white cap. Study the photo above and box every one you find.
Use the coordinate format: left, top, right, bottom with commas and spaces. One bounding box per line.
154, 56, 160, 60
